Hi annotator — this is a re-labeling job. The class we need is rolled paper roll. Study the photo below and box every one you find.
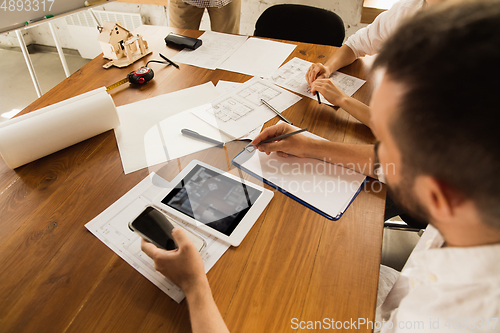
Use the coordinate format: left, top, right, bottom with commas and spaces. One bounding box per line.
0, 87, 119, 169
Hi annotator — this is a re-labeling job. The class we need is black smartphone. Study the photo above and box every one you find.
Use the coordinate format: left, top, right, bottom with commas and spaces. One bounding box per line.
129, 206, 178, 251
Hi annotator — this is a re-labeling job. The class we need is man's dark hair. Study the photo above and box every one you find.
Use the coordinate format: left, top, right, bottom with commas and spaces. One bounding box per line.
373, 0, 500, 228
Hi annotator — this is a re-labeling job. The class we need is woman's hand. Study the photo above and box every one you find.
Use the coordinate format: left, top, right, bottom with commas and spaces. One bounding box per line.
306, 63, 332, 86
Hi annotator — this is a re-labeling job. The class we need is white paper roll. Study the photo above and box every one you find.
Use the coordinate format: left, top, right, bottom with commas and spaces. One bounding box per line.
0, 87, 119, 169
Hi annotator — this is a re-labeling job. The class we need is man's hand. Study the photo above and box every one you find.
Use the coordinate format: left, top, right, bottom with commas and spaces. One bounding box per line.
251, 123, 316, 158
141, 228, 207, 294
143, 229, 230, 333
306, 63, 331, 86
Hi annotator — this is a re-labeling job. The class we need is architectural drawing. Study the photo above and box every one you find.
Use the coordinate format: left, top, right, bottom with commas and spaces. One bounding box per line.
171, 31, 248, 70
208, 81, 283, 122
85, 174, 230, 303
210, 98, 253, 122
270, 57, 366, 106
237, 81, 281, 105
191, 77, 301, 138
270, 59, 310, 86
330, 72, 359, 93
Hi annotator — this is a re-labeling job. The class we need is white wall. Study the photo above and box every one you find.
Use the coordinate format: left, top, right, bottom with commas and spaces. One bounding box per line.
0, 29, 33, 47
0, 3, 168, 48
0, 0, 367, 49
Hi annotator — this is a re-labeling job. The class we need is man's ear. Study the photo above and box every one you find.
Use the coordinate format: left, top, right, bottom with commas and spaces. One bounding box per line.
415, 176, 467, 222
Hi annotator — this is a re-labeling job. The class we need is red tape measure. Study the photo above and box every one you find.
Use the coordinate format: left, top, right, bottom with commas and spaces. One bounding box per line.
106, 67, 154, 91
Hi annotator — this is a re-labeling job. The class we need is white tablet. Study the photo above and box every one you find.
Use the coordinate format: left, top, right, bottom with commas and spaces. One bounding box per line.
153, 160, 273, 246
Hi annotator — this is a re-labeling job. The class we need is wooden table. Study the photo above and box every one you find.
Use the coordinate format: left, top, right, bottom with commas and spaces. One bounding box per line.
0, 26, 385, 332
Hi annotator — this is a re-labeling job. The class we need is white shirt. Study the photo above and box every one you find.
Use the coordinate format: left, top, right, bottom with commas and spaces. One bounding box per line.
376, 225, 500, 332
182, 0, 232, 8
344, 0, 425, 58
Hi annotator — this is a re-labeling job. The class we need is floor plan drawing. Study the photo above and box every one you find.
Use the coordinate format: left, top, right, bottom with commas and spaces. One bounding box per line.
191, 77, 301, 138
270, 57, 366, 106
271, 58, 310, 86
85, 174, 230, 303
237, 81, 282, 105
330, 72, 364, 96
210, 98, 253, 122
209, 81, 284, 122
171, 31, 248, 70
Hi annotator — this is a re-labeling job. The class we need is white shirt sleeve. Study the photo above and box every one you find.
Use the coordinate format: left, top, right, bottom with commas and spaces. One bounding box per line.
344, 0, 425, 58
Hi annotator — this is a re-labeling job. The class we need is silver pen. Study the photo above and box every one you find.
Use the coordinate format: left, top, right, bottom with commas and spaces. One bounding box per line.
260, 99, 293, 125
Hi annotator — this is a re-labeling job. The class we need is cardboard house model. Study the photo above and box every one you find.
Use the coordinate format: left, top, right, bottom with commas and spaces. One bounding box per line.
97, 21, 152, 69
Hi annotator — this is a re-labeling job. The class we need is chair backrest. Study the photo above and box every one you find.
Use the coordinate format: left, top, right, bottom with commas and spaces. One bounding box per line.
254, 4, 345, 47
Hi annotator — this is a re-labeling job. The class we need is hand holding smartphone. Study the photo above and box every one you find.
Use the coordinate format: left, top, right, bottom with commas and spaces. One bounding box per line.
129, 206, 206, 252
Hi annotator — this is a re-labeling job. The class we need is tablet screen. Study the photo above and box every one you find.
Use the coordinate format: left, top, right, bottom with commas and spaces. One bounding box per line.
161, 165, 262, 236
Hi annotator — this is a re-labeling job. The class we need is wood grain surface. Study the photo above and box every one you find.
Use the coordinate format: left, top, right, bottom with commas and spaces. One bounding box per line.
0, 26, 385, 333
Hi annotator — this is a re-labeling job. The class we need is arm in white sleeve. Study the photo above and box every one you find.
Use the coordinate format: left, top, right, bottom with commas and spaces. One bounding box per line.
345, 0, 425, 58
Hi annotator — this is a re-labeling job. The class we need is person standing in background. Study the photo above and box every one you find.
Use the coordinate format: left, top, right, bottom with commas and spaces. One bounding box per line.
168, 0, 241, 34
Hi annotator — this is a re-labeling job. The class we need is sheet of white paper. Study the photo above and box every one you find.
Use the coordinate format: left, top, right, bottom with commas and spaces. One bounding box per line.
233, 124, 367, 220
191, 77, 301, 139
218, 37, 297, 78
155, 104, 232, 161
239, 125, 263, 142
215, 80, 242, 95
270, 57, 366, 106
215, 78, 263, 140
329, 72, 366, 97
215, 81, 264, 140
115, 82, 220, 174
171, 31, 248, 70
85, 173, 230, 303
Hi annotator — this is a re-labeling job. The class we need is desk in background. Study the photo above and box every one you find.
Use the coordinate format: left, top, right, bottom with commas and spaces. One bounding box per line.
0, 26, 385, 332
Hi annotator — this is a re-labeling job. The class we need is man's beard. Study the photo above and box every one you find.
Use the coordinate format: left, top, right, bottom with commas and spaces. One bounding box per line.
374, 142, 430, 224
386, 176, 430, 225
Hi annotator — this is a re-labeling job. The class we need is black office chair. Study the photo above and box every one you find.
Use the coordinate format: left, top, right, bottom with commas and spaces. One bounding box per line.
254, 4, 345, 47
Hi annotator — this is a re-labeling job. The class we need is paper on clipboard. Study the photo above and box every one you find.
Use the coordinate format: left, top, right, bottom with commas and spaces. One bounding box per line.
232, 128, 366, 220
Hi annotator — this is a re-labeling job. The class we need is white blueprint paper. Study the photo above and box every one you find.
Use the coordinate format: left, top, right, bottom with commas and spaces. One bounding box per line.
233, 124, 367, 219
218, 37, 297, 78
171, 31, 248, 70
155, 104, 233, 160
192, 77, 301, 139
270, 57, 366, 106
216, 81, 263, 141
329, 71, 366, 97
85, 173, 230, 303
215, 80, 242, 95
115, 82, 221, 174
